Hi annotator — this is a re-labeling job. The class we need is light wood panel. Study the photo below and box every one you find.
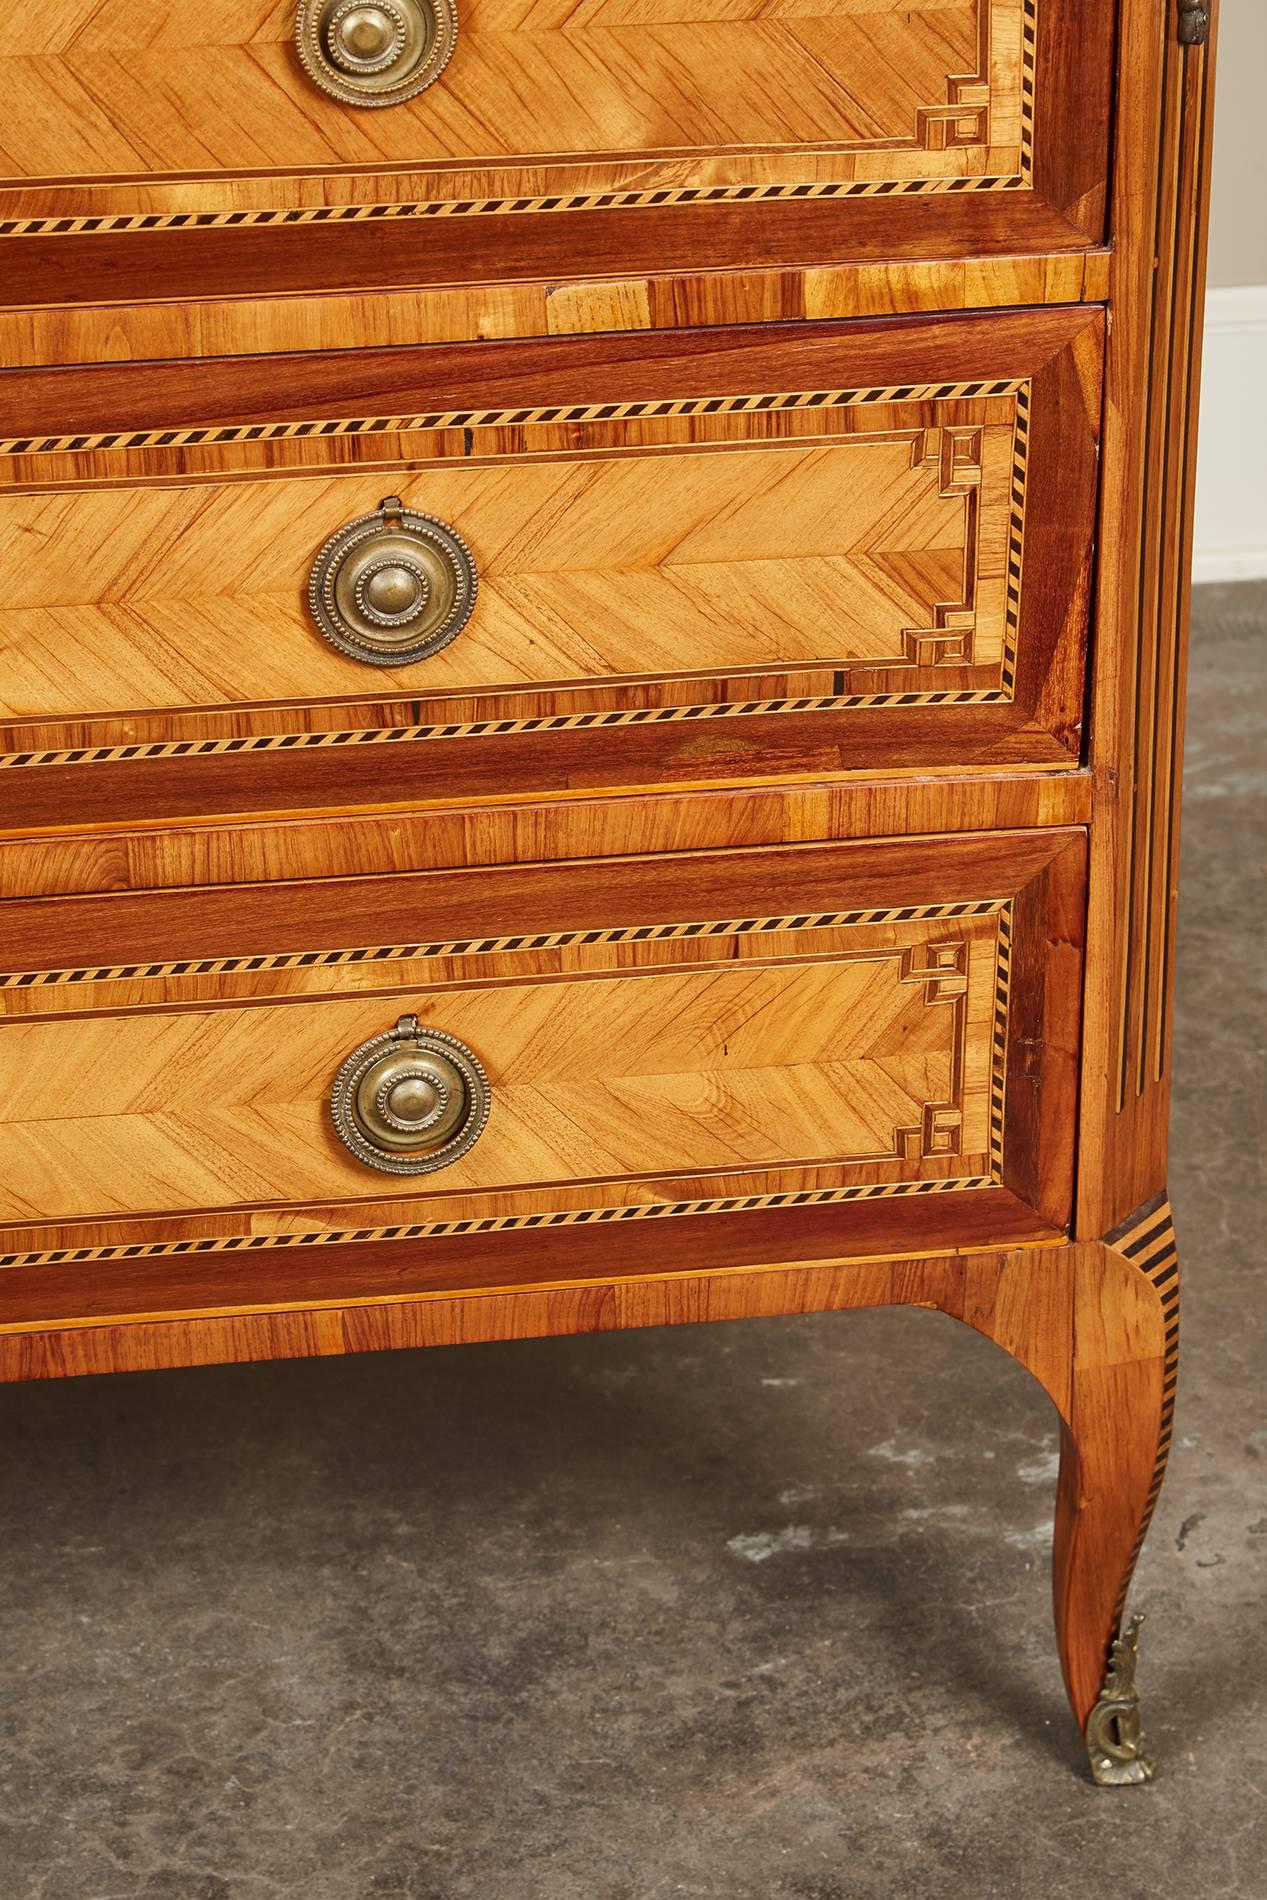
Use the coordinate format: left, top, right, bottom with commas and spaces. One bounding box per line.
3, 0, 1023, 198
0, 773, 1093, 899
0, 413, 1016, 723
0, 827, 1085, 1252
0, 0, 1115, 318
0, 913, 1000, 1225
0, 308, 1103, 822
0, 252, 1111, 371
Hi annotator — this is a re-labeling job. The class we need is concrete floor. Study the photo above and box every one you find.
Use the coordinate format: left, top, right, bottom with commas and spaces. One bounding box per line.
2, 583, 1264, 1899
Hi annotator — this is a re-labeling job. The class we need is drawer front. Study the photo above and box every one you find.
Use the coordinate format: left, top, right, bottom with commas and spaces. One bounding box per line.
0, 828, 1085, 1328
0, 310, 1101, 828
3, 1, 1112, 288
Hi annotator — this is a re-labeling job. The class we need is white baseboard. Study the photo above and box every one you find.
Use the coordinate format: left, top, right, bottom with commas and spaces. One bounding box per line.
1193, 285, 1267, 584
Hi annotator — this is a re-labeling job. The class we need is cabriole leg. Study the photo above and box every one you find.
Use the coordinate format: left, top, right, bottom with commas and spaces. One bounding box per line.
1053, 1201, 1179, 1784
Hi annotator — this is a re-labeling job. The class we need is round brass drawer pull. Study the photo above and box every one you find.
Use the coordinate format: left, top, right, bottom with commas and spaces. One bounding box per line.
295, 0, 457, 107
331, 1014, 490, 1174
308, 495, 477, 666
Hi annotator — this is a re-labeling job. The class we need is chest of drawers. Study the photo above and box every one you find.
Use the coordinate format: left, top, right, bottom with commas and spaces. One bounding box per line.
0, 0, 1216, 1787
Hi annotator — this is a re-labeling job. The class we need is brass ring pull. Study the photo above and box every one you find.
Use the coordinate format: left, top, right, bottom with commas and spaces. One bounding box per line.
295, 0, 457, 107
307, 495, 478, 666
331, 1015, 490, 1174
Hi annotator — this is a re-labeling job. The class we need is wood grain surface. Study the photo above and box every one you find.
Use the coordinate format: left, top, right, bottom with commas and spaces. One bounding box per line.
0, 398, 1021, 721
0, 251, 1111, 372
0, 826, 1084, 1254
0, 0, 1216, 1780
0, 308, 1102, 824
0, 0, 1114, 308
1075, 0, 1216, 1236
0, 773, 1093, 899
0, 304, 1099, 449
5, 0, 1029, 191
0, 923, 999, 1222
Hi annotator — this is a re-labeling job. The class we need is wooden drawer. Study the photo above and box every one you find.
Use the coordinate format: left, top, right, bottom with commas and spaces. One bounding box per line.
0, 826, 1085, 1331
2, 1, 1114, 303
0, 308, 1102, 829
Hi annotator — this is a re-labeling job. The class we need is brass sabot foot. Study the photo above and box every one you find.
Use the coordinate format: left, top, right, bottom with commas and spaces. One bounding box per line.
1085, 1613, 1157, 1786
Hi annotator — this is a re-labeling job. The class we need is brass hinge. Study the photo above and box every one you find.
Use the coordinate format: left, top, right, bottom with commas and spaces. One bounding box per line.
1177, 1, 1211, 45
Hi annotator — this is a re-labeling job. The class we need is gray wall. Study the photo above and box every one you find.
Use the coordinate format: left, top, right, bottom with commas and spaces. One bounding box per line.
1208, 0, 1267, 287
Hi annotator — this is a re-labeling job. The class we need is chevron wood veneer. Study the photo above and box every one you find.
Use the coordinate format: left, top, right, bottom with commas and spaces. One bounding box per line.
0, 403, 1020, 726
0, 940, 992, 1224
3, 0, 1027, 187
0, 0, 1114, 313
0, 308, 1101, 813
0, 823, 1082, 1250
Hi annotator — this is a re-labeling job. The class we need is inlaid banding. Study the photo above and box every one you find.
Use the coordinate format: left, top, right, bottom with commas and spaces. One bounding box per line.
0, 1175, 998, 1273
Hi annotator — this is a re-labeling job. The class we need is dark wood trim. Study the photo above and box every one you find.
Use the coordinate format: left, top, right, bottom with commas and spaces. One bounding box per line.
999, 833, 1088, 1226
0, 309, 1101, 827
0, 828, 1082, 979
0, 714, 1081, 833
1, 305, 1092, 438
0, 1187, 1060, 1330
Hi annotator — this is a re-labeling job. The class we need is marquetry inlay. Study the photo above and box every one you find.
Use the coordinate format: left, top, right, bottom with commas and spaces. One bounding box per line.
0, 378, 1029, 462
0, 694, 1009, 774
1107, 1195, 1180, 1621
0, 176, 1031, 243
989, 903, 1014, 1179
0, 1, 1037, 233
0, 900, 1008, 992
0, 902, 1014, 1228
0, 378, 1031, 768
0, 1175, 996, 1274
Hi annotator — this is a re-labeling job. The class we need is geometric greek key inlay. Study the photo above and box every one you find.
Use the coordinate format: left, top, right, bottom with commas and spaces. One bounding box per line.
0, 898, 1016, 1245
0, 2, 1038, 239
0, 377, 1032, 768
